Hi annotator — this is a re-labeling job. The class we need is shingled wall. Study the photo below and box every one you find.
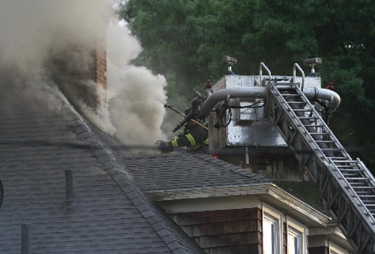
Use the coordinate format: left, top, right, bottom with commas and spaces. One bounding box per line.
170, 208, 262, 254
309, 246, 329, 254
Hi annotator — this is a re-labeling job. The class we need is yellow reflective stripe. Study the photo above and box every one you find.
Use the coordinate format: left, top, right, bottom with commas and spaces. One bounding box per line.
202, 138, 209, 145
185, 134, 196, 146
171, 139, 178, 148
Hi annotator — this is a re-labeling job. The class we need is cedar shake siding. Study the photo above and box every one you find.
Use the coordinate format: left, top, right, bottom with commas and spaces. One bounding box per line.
309, 246, 329, 254
170, 208, 262, 254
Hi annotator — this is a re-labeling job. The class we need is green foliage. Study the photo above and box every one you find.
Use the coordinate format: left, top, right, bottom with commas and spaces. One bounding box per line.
275, 181, 327, 212
121, 0, 375, 172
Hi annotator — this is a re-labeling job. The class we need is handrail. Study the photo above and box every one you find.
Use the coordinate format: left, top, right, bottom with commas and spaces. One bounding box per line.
259, 62, 272, 86
328, 158, 375, 226
293, 63, 305, 91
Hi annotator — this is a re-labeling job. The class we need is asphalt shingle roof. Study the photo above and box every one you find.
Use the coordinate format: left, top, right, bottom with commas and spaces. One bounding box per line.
122, 152, 270, 192
0, 76, 272, 253
0, 85, 204, 253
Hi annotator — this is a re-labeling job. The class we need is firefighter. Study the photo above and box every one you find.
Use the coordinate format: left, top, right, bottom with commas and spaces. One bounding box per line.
156, 116, 209, 153
326, 81, 335, 90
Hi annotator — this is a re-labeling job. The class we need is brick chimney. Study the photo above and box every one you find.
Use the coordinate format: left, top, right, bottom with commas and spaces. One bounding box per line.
47, 19, 108, 113
93, 22, 107, 108
95, 34, 107, 90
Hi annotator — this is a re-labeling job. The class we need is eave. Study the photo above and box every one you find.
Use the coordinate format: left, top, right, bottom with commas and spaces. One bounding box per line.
146, 183, 331, 228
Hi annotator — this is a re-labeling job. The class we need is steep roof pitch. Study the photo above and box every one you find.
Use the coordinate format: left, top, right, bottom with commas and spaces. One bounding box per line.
0, 86, 204, 253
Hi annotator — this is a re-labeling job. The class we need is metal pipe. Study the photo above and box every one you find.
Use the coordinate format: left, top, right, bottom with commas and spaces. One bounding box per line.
204, 87, 213, 98
65, 170, 76, 210
21, 224, 29, 254
198, 87, 268, 118
198, 86, 341, 119
303, 88, 341, 112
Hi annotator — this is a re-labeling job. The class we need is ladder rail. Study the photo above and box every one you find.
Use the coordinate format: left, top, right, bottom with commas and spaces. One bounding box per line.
328, 158, 375, 224
293, 63, 305, 91
259, 62, 272, 86
268, 81, 375, 253
277, 83, 348, 160
273, 81, 375, 202
357, 158, 375, 186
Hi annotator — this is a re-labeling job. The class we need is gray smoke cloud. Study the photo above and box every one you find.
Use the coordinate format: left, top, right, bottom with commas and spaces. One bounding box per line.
0, 0, 168, 146
0, 0, 106, 72
107, 21, 167, 145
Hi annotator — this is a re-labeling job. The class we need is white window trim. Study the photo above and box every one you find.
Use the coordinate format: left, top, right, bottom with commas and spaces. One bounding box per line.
286, 215, 308, 254
262, 203, 283, 253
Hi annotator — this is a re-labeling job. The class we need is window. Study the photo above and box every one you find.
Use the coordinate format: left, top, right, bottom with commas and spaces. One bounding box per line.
262, 204, 308, 254
263, 213, 279, 254
287, 226, 302, 254
262, 204, 283, 254
286, 217, 307, 254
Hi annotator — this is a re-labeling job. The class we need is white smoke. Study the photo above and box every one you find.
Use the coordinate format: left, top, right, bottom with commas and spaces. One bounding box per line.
0, 0, 168, 146
107, 22, 167, 145
0, 0, 108, 74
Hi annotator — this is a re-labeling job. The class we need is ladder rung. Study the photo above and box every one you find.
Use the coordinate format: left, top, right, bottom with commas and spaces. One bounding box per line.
352, 186, 375, 189
298, 117, 318, 120
282, 94, 300, 97
293, 109, 312, 112
363, 198, 375, 201
347, 177, 370, 181
315, 140, 335, 144
335, 164, 359, 170
342, 171, 361, 175
336, 163, 358, 167
333, 160, 356, 163
355, 190, 375, 193
321, 148, 342, 151
288, 101, 306, 104
350, 183, 372, 186
329, 160, 356, 164
344, 175, 361, 179
359, 195, 375, 198
341, 170, 362, 174
304, 124, 325, 127
275, 84, 295, 91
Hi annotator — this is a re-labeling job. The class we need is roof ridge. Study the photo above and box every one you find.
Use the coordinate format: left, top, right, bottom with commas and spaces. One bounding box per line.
67, 107, 203, 254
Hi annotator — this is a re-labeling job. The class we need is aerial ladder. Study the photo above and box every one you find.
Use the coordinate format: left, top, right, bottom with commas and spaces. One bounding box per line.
266, 63, 375, 253
183, 60, 375, 253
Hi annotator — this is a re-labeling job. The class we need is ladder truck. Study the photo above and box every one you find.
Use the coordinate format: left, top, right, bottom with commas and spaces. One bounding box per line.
181, 58, 375, 253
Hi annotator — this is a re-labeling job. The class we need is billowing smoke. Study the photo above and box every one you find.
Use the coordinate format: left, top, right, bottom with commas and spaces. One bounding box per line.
107, 22, 167, 145
0, 0, 106, 74
0, 0, 168, 146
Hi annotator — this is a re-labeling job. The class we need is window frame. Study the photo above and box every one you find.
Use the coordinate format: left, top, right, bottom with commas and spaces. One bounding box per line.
286, 216, 308, 254
262, 203, 283, 254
